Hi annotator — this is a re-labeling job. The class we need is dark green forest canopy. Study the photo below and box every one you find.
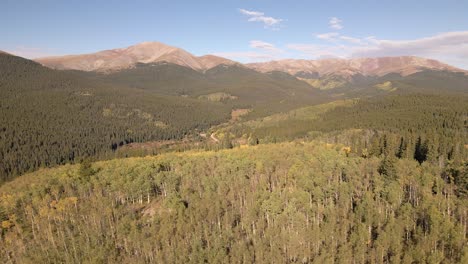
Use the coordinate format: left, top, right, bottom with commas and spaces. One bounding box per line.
223, 94, 467, 165
314, 94, 468, 133
0, 53, 337, 183
0, 54, 231, 183
0, 142, 466, 263
83, 62, 328, 117
312, 94, 468, 161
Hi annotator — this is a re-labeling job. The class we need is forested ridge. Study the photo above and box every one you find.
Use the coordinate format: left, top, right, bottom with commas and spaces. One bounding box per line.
84, 62, 327, 117
0, 53, 231, 183
221, 94, 468, 166
0, 142, 466, 263
0, 53, 336, 184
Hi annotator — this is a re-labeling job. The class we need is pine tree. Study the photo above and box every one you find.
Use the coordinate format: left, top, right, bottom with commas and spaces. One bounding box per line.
378, 155, 398, 181
79, 159, 95, 178
452, 162, 468, 198
397, 137, 407, 159
414, 136, 428, 164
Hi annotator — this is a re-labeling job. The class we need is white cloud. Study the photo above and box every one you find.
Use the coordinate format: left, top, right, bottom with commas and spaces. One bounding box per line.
239, 9, 264, 17
213, 51, 277, 62
248, 16, 282, 26
239, 8, 283, 28
364, 36, 379, 44
214, 40, 285, 63
350, 32, 468, 69
316, 32, 340, 41
289, 31, 468, 69
339, 36, 363, 44
249, 40, 283, 53
352, 31, 468, 58
316, 33, 365, 45
329, 17, 343, 30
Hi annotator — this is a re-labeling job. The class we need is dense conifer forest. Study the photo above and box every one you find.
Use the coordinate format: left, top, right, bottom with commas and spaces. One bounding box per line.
83, 62, 327, 117
0, 53, 231, 183
0, 53, 333, 184
221, 94, 467, 165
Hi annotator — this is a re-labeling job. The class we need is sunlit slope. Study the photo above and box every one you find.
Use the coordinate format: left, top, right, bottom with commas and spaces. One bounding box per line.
217, 94, 467, 143
1, 142, 466, 263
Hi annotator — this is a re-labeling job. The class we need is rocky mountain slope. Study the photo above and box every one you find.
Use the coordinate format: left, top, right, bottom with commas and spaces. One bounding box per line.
247, 56, 466, 78
35, 42, 237, 72
35, 42, 467, 79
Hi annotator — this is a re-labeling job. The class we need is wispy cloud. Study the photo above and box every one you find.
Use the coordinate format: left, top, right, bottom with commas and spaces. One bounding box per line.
239, 8, 283, 29
339, 36, 363, 44
316, 32, 364, 45
249, 40, 283, 53
226, 11, 468, 68
213, 51, 277, 62
289, 31, 468, 69
316, 32, 340, 41
352, 31, 468, 57
329, 17, 343, 30
239, 9, 264, 17
216, 31, 467, 67
214, 40, 285, 62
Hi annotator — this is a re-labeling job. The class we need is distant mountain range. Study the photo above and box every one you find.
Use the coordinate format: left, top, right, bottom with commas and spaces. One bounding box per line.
33, 42, 467, 78
1, 42, 467, 184
247, 56, 466, 78
35, 42, 238, 72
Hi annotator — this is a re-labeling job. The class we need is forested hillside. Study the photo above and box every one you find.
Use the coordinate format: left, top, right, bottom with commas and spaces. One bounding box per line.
304, 70, 468, 99
2, 1, 468, 263
1, 142, 466, 263
2, 51, 467, 186
84, 62, 327, 117
0, 53, 231, 183
220, 94, 468, 166
1, 51, 345, 184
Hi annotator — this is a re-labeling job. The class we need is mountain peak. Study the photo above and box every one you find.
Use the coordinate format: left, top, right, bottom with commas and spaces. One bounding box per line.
35, 42, 237, 72
33, 43, 465, 77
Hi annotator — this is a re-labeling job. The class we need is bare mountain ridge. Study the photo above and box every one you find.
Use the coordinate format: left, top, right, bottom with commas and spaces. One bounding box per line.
35, 42, 238, 72
247, 56, 466, 78
34, 42, 467, 77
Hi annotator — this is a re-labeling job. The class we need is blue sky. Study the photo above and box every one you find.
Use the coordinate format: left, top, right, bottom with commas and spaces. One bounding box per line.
2, 0, 468, 68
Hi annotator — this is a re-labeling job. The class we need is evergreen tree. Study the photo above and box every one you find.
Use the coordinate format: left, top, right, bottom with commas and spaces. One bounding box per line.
414, 136, 428, 164
79, 159, 95, 178
452, 162, 468, 198
397, 137, 407, 159
378, 155, 398, 181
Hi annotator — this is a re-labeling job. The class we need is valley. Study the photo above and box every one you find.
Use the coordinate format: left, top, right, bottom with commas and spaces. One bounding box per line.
0, 39, 467, 263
